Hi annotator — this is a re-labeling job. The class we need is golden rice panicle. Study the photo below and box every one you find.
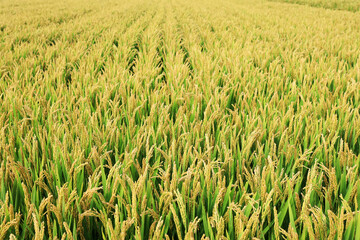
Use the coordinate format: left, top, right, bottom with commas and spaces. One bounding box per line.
184, 217, 200, 240
170, 204, 183, 240
152, 217, 164, 240
215, 217, 225, 239
327, 210, 337, 240
175, 190, 188, 228
33, 214, 45, 240
273, 207, 280, 240
120, 218, 135, 240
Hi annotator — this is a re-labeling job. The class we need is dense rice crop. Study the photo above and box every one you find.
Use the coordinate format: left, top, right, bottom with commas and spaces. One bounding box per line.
1, 0, 360, 239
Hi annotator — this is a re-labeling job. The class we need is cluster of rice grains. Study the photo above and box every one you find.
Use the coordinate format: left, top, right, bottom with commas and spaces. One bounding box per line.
0, 0, 359, 239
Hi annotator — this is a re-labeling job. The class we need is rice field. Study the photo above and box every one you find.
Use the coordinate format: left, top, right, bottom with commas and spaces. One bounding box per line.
269, 0, 360, 12
0, 0, 360, 239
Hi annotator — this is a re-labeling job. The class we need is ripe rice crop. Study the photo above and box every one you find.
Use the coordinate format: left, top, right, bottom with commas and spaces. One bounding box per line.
0, 0, 360, 239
